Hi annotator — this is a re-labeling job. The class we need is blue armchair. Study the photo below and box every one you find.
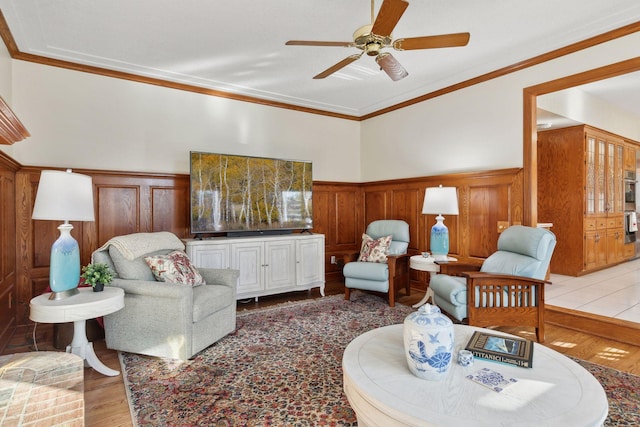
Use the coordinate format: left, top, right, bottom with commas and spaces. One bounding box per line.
343, 220, 411, 307
429, 225, 556, 342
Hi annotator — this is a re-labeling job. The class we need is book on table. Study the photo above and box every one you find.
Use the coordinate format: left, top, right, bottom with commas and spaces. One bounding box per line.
465, 331, 534, 368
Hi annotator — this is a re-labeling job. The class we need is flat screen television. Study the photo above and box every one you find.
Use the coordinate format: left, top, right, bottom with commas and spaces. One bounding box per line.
190, 151, 313, 236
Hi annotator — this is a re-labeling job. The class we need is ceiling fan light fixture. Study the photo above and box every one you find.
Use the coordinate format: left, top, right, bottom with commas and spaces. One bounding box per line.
376, 52, 408, 81
365, 43, 382, 56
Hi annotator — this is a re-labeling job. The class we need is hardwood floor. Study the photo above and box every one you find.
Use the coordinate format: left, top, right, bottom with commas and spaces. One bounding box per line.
3, 281, 640, 427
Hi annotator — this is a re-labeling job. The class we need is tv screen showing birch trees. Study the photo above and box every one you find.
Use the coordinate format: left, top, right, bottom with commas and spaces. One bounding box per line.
190, 152, 313, 234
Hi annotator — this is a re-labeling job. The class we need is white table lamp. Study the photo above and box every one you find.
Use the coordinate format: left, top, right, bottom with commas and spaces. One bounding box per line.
422, 185, 459, 261
32, 169, 95, 300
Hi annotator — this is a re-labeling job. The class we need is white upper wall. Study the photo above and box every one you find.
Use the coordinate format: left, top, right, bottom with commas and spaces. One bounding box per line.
9, 62, 361, 181
360, 32, 640, 181
4, 31, 640, 182
538, 88, 640, 141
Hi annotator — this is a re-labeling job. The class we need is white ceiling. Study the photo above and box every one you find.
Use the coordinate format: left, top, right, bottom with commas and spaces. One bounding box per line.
1, 0, 640, 117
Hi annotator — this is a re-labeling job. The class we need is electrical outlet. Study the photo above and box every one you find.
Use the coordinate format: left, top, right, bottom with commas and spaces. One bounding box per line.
330, 255, 337, 264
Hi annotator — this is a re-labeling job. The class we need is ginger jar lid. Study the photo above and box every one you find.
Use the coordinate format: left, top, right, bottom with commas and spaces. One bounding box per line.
404, 303, 453, 329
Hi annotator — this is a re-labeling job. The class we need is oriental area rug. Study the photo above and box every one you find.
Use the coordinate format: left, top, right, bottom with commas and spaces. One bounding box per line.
119, 293, 640, 427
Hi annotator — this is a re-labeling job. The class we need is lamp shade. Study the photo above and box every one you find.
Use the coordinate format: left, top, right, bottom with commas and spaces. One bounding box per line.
32, 170, 95, 221
422, 186, 459, 215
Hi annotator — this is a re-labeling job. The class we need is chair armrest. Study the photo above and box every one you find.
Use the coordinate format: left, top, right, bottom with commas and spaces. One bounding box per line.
437, 262, 481, 277
462, 271, 546, 285
200, 268, 239, 288
387, 253, 411, 277
200, 268, 238, 300
108, 278, 192, 298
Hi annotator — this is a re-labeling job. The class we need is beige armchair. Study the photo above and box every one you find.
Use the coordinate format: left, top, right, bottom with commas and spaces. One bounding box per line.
92, 232, 239, 360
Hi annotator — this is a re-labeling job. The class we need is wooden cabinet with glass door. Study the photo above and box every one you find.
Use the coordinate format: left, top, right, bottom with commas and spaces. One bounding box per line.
538, 125, 629, 276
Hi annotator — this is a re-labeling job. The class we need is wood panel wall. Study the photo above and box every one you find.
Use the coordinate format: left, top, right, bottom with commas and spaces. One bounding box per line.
7, 163, 523, 332
0, 151, 19, 350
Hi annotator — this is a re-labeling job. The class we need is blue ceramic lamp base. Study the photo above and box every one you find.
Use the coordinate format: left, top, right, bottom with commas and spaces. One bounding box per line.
430, 215, 450, 262
48, 223, 81, 300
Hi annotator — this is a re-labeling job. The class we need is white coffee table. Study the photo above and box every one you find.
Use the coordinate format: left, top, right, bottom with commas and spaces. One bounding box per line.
343, 324, 608, 427
409, 255, 457, 307
30, 286, 125, 376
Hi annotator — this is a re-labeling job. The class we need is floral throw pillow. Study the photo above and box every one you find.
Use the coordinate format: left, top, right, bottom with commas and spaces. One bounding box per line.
358, 234, 392, 263
144, 250, 205, 286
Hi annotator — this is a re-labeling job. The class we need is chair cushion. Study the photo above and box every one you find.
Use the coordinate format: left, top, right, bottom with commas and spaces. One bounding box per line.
480, 251, 542, 279
429, 275, 467, 305
192, 284, 235, 322
358, 234, 392, 263
144, 250, 205, 286
497, 225, 555, 261
343, 261, 389, 281
389, 241, 408, 255
109, 247, 172, 281
366, 220, 410, 244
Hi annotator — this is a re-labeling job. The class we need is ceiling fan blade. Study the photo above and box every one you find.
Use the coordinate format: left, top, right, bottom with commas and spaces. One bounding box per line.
286, 40, 354, 47
371, 0, 409, 37
313, 54, 363, 79
393, 32, 470, 51
375, 52, 408, 81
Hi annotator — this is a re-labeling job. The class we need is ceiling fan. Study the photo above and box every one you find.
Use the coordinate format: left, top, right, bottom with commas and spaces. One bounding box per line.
285, 0, 470, 82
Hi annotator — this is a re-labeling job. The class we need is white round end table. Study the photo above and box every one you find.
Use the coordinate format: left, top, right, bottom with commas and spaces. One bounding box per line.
30, 286, 125, 376
409, 255, 456, 308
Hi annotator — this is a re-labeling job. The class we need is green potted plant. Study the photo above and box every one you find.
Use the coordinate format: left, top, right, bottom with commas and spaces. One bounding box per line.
80, 262, 113, 292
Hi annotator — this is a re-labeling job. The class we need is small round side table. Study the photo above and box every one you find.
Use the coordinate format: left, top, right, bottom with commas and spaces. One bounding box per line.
30, 286, 125, 376
409, 255, 457, 308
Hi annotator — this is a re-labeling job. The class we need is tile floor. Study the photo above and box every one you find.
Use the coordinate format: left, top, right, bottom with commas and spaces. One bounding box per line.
546, 258, 640, 323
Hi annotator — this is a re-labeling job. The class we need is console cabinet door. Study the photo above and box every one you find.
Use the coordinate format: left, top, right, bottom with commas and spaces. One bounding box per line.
187, 242, 229, 269
296, 237, 325, 288
231, 242, 264, 295
264, 240, 296, 291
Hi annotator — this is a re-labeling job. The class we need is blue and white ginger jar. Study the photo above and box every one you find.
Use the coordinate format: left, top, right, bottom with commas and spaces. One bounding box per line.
403, 303, 454, 381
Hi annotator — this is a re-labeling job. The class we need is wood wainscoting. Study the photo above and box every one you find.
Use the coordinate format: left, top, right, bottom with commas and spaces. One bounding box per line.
9, 165, 524, 332
315, 168, 524, 286
0, 151, 19, 350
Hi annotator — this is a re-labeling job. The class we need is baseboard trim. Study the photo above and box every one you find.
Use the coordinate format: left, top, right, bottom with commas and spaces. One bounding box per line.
547, 305, 640, 346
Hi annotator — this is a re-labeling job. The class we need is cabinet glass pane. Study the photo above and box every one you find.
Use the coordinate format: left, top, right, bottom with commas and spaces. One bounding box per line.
608, 143, 614, 213
597, 140, 605, 213
586, 136, 595, 214
616, 145, 624, 212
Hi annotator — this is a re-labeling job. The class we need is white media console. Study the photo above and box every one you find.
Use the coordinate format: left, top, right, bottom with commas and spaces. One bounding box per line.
185, 233, 325, 300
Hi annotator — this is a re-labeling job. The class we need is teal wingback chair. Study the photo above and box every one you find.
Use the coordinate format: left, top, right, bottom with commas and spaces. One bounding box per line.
429, 225, 556, 342
343, 220, 411, 307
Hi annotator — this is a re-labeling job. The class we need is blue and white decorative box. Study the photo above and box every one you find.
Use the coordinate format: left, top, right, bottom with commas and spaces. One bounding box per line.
403, 303, 454, 381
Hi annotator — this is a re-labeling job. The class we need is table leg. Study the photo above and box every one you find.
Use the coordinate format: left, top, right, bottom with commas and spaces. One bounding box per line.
412, 288, 434, 308
67, 319, 120, 377
412, 271, 434, 308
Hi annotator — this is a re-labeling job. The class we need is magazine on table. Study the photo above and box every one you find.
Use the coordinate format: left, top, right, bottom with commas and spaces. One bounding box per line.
465, 331, 534, 368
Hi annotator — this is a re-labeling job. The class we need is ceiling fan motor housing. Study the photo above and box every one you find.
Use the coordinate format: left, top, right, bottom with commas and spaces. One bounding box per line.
353, 24, 392, 56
